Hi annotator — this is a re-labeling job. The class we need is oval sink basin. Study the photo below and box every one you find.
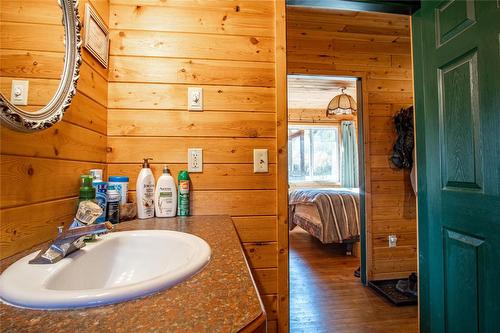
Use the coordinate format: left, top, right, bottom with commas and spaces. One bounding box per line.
0, 230, 211, 310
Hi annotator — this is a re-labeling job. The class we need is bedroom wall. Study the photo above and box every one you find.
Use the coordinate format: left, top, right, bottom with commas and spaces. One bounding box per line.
287, 6, 416, 280
0, 0, 108, 259
106, 0, 279, 330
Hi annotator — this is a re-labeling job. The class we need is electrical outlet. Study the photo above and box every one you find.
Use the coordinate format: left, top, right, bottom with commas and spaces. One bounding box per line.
188, 87, 203, 111
188, 148, 203, 172
388, 234, 397, 248
11, 80, 29, 106
253, 149, 268, 173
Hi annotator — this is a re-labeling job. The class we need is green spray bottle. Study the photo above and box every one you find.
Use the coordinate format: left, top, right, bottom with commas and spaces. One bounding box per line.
177, 170, 190, 216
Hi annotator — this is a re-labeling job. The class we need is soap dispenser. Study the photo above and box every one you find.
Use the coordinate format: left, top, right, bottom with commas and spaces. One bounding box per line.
136, 158, 155, 219
154, 165, 177, 217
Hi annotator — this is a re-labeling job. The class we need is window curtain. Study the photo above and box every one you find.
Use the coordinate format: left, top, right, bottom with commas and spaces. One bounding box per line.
340, 121, 359, 188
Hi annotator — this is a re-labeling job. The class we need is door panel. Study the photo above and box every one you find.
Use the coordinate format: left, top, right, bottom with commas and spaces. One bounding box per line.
413, 0, 500, 332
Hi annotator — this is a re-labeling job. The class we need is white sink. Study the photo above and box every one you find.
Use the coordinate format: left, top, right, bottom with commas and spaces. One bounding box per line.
0, 230, 211, 310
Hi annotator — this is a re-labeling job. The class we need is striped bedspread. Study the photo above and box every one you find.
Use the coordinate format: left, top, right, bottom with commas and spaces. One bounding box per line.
289, 188, 360, 244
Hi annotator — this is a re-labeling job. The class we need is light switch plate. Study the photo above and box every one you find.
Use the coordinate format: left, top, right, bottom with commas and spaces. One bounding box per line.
253, 149, 268, 173
388, 234, 397, 248
11, 80, 29, 106
188, 87, 203, 111
188, 148, 203, 172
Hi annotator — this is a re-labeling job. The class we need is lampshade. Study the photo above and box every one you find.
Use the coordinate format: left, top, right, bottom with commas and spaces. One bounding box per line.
326, 88, 357, 116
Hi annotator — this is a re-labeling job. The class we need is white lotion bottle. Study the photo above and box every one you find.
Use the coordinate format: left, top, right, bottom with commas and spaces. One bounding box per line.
154, 165, 177, 217
136, 158, 155, 219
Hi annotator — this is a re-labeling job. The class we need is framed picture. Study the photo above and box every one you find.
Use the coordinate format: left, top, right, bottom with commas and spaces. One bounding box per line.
83, 3, 109, 68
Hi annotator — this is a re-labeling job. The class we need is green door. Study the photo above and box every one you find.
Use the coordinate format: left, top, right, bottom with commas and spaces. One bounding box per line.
412, 1, 500, 332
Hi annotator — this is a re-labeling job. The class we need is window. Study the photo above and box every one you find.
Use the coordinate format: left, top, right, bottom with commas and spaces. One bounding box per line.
288, 125, 340, 184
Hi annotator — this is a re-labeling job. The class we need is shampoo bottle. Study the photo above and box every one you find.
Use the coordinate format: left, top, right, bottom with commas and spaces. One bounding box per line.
154, 165, 177, 217
136, 158, 155, 219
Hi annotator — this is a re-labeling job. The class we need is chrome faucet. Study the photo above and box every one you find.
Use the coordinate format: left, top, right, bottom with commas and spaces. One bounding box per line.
29, 200, 114, 264
29, 222, 113, 264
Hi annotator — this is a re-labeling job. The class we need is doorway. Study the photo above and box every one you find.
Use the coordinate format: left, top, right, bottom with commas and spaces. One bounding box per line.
282, 5, 419, 332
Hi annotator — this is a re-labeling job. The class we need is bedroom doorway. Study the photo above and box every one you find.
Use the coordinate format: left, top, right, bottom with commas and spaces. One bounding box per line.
287, 74, 368, 330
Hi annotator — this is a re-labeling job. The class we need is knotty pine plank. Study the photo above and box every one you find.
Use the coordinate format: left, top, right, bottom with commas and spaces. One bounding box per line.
0, 22, 64, 52
0, 198, 78, 259
252, 268, 278, 294
78, 62, 108, 107
243, 242, 278, 269
261, 294, 278, 321
232, 216, 277, 242
191, 190, 276, 216
0, 50, 64, 79
108, 56, 275, 87
110, 3, 274, 37
371, 219, 417, 233
107, 110, 276, 137
109, 30, 274, 62
1, 121, 107, 163
0, 77, 59, 107
108, 82, 275, 111
108, 163, 276, 191
0, 155, 105, 209
126, 190, 277, 216
0, 0, 65, 25
107, 137, 276, 164
64, 92, 107, 135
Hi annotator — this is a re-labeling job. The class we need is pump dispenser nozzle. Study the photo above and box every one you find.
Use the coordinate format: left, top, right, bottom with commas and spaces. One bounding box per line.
142, 158, 153, 168
163, 165, 170, 174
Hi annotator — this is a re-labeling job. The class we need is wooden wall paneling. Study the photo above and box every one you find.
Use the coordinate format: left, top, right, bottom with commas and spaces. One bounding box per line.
106, 1, 279, 329
287, 7, 415, 282
0, 0, 109, 260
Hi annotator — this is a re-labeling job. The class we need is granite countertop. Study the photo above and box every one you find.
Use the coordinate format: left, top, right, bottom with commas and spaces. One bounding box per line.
0, 216, 265, 332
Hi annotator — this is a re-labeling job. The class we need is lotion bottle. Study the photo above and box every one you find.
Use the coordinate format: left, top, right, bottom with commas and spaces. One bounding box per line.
154, 165, 177, 217
136, 158, 155, 219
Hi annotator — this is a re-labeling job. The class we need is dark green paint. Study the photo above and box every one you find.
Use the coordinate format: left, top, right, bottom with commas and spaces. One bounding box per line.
356, 78, 368, 285
412, 1, 500, 332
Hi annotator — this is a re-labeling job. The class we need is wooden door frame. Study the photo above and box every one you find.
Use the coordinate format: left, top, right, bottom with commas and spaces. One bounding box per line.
275, 3, 373, 329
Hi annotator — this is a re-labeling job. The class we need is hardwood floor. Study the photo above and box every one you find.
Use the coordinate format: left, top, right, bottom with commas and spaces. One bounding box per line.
290, 227, 418, 333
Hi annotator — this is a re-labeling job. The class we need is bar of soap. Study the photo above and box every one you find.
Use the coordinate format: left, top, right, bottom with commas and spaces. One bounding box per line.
120, 203, 137, 221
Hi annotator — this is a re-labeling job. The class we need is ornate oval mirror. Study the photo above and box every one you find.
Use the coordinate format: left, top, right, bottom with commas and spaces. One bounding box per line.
0, 0, 81, 132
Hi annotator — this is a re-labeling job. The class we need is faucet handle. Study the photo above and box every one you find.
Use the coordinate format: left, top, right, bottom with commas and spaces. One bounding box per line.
57, 226, 64, 235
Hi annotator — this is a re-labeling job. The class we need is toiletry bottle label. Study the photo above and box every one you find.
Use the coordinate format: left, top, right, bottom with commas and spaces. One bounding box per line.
143, 183, 155, 215
158, 187, 174, 215
178, 180, 190, 216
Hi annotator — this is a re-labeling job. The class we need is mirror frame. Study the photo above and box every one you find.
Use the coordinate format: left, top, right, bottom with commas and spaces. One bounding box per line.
0, 0, 82, 132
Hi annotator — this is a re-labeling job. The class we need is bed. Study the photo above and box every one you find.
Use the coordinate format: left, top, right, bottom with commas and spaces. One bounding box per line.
289, 188, 360, 247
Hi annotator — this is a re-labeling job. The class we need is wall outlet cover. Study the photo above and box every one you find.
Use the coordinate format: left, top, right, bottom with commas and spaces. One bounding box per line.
11, 80, 29, 106
188, 148, 203, 172
253, 149, 269, 173
188, 87, 203, 111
